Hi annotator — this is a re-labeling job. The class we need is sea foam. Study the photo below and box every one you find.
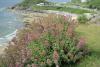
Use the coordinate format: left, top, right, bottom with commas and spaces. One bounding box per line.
0, 30, 17, 45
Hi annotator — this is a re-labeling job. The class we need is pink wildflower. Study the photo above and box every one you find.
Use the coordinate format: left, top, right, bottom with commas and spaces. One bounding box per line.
77, 37, 86, 49
53, 50, 59, 67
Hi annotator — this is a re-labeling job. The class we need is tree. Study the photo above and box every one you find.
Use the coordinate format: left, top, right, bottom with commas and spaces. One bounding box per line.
19, 0, 48, 8
87, 0, 100, 10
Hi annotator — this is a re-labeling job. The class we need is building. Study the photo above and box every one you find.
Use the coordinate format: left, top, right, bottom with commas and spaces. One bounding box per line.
81, 0, 87, 2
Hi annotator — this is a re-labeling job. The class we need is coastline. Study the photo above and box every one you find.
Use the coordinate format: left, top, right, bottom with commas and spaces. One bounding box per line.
0, 6, 78, 54
10, 8, 78, 24
0, 8, 23, 54
0, 43, 8, 55
0, 29, 18, 54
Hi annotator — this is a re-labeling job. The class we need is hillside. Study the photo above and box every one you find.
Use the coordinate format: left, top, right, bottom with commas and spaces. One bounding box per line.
71, 0, 100, 10
87, 0, 100, 10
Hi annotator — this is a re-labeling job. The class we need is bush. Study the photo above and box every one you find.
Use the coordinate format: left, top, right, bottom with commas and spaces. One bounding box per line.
78, 15, 88, 24
18, 0, 48, 9
87, 0, 100, 10
0, 14, 88, 67
26, 15, 88, 67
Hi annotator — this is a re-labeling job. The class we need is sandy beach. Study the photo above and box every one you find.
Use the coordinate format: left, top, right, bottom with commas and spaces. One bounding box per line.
0, 43, 7, 55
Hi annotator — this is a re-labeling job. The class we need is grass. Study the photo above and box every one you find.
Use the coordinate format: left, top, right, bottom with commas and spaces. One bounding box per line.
74, 24, 100, 67
32, 6, 91, 14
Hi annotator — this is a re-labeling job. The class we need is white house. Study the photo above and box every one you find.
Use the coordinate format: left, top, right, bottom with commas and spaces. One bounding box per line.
36, 3, 45, 6
81, 0, 87, 2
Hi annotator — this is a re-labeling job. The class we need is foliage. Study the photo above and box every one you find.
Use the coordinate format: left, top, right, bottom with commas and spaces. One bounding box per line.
78, 15, 88, 24
26, 15, 88, 67
87, 0, 100, 10
0, 14, 88, 67
32, 5, 91, 14
75, 24, 100, 67
18, 0, 47, 8
72, 0, 100, 10
71, 0, 81, 3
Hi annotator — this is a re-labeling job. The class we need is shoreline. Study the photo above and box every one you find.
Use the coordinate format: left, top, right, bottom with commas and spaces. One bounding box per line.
0, 29, 18, 54
10, 8, 78, 23
0, 8, 23, 54
0, 7, 78, 54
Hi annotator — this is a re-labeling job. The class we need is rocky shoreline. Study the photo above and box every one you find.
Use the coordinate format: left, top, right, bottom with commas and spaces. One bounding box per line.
0, 43, 8, 55
0, 6, 79, 55
10, 8, 78, 24
0, 30, 18, 55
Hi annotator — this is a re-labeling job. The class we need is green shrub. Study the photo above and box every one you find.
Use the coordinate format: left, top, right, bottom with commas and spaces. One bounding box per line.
18, 0, 47, 9
0, 14, 88, 67
26, 15, 88, 67
32, 6, 91, 14
87, 0, 100, 10
78, 15, 88, 24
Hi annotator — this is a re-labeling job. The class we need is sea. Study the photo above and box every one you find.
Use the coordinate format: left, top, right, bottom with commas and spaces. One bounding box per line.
0, 0, 23, 44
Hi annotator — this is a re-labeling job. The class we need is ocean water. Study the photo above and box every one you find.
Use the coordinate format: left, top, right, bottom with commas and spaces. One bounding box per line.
0, 0, 23, 43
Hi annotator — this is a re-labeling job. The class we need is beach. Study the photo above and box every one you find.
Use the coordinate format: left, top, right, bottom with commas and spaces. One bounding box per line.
0, 0, 23, 54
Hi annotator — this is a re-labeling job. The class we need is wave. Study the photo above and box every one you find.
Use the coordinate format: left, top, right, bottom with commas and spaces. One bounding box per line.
0, 7, 6, 12
5, 29, 17, 40
0, 29, 17, 45
0, 38, 8, 44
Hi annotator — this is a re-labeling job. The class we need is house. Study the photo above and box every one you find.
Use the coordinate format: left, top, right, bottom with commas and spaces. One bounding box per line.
81, 0, 87, 2
36, 3, 45, 6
